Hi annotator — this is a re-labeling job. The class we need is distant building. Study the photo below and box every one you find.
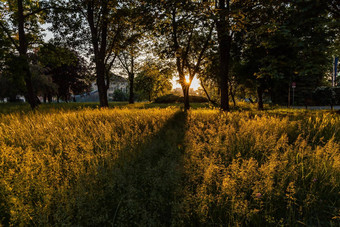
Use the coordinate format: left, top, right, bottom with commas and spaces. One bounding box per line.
75, 74, 128, 102
107, 74, 129, 100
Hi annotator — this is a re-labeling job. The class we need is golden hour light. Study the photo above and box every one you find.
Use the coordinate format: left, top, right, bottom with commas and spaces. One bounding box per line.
171, 76, 201, 91
0, 0, 338, 225
185, 75, 190, 84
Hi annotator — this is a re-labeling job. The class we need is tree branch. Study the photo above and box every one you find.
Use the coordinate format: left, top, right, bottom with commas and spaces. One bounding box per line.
192, 22, 214, 78
0, 21, 19, 51
24, 7, 52, 18
182, 27, 194, 74
24, 6, 80, 19
118, 53, 130, 73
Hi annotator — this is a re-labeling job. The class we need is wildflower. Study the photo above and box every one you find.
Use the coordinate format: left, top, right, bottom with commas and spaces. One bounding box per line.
255, 193, 262, 198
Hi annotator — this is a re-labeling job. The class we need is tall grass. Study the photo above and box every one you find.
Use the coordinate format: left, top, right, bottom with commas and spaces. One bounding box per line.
177, 110, 340, 226
0, 108, 178, 225
0, 106, 339, 226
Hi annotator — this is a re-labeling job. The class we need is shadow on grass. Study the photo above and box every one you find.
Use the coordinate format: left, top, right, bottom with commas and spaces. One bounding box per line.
70, 111, 188, 226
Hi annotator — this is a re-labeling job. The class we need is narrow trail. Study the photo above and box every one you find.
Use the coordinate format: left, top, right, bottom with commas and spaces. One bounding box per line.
111, 111, 187, 226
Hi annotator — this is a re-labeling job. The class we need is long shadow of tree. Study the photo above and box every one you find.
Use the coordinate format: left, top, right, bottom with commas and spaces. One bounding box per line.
71, 111, 187, 226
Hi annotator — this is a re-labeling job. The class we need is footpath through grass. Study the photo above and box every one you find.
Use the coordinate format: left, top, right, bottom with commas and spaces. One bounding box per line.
0, 105, 339, 226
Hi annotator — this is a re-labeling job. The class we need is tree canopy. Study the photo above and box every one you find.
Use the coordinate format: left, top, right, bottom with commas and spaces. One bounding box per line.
0, 0, 338, 109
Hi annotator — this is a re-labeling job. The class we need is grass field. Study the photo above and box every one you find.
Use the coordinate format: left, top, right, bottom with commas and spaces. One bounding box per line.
0, 103, 339, 226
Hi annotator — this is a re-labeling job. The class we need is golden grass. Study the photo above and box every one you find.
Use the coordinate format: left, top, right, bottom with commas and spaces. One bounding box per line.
0, 107, 339, 226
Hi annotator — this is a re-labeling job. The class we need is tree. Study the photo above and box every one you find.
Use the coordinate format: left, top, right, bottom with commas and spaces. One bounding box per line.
237, 0, 335, 109
313, 86, 336, 110
38, 43, 91, 102
0, 55, 26, 101
151, 0, 214, 110
116, 3, 157, 104
215, 0, 231, 111
214, 0, 256, 111
118, 48, 137, 104
0, 0, 50, 109
135, 62, 172, 101
51, 0, 151, 107
30, 62, 57, 103
51, 0, 129, 107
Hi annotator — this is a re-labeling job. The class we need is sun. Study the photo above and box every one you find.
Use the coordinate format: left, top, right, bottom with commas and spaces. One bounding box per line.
185, 75, 190, 84
171, 76, 201, 91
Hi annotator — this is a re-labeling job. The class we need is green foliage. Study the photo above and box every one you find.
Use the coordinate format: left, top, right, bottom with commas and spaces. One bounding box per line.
154, 94, 181, 103
313, 86, 337, 107
232, 0, 336, 106
38, 43, 91, 100
135, 62, 172, 101
112, 89, 128, 101
0, 55, 27, 100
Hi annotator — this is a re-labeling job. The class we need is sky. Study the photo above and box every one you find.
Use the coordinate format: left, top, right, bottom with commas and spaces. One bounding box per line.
171, 76, 201, 91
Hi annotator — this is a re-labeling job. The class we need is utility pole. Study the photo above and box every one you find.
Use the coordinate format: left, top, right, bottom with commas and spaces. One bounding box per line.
292, 82, 296, 107
333, 56, 338, 87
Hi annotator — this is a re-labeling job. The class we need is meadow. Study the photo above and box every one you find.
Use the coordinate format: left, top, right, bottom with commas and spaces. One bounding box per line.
0, 103, 339, 226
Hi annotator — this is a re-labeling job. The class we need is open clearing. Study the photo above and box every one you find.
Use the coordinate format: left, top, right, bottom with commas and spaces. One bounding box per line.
0, 105, 339, 226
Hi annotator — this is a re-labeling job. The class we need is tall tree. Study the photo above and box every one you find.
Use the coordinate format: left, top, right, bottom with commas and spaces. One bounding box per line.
237, 0, 335, 109
118, 47, 137, 104
117, 20, 146, 104
38, 43, 91, 102
135, 61, 173, 101
152, 0, 213, 110
214, 0, 266, 110
215, 0, 231, 111
51, 0, 127, 107
0, 0, 49, 109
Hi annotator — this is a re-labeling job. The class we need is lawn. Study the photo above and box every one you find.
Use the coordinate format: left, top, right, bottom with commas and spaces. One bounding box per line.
0, 103, 339, 226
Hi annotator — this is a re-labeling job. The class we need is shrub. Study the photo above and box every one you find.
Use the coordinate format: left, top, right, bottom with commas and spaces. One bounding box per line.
112, 89, 128, 101
332, 87, 340, 105
154, 94, 208, 103
313, 86, 336, 108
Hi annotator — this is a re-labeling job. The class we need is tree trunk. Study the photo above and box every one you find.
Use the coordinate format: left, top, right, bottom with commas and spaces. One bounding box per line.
288, 86, 291, 108
216, 0, 231, 111
96, 61, 109, 107
257, 86, 264, 110
48, 93, 52, 103
229, 81, 236, 107
200, 80, 217, 105
230, 90, 236, 107
18, 0, 38, 109
23, 63, 38, 109
128, 73, 134, 104
182, 85, 190, 111
87, 1, 109, 108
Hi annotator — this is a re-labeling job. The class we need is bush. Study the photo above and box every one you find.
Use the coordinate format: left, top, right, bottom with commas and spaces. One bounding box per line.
332, 87, 340, 105
313, 86, 336, 108
112, 89, 128, 101
154, 94, 181, 103
154, 94, 208, 103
